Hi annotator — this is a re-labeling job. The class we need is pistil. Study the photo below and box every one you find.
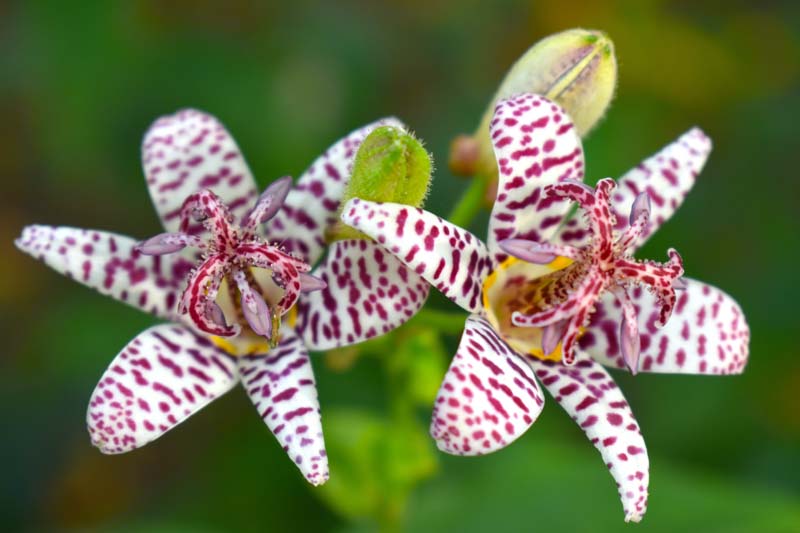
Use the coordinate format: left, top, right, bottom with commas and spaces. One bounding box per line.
500, 178, 684, 372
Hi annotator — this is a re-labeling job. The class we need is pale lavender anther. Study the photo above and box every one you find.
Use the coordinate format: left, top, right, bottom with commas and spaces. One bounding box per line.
246, 176, 293, 227
207, 301, 228, 328
136, 232, 193, 255
498, 239, 556, 264
614, 287, 641, 374
629, 192, 651, 225
673, 277, 688, 290
299, 272, 328, 293
232, 270, 272, 338
542, 319, 569, 356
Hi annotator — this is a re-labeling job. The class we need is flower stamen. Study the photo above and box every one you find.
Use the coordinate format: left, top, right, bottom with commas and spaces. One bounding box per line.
502, 178, 685, 372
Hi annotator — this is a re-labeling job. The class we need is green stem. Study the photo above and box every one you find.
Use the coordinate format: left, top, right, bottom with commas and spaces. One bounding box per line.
446, 176, 487, 229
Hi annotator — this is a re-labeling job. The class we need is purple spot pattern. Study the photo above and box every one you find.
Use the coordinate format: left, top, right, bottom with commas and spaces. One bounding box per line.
142, 109, 260, 234
237, 327, 328, 485
87, 324, 238, 454
431, 315, 544, 455
15, 225, 190, 321
528, 355, 649, 522
265, 118, 404, 265
296, 239, 429, 351
554, 128, 711, 252
341, 94, 750, 521
581, 279, 749, 375
341, 200, 495, 314
487, 93, 586, 263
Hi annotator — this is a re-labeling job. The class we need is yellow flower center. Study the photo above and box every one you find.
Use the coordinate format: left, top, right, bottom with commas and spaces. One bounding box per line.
482, 255, 574, 361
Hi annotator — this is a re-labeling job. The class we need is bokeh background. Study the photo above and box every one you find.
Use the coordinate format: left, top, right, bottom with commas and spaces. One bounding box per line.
2, 1, 799, 531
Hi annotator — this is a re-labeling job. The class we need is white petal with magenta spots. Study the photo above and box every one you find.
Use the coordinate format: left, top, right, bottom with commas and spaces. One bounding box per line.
237, 327, 328, 485
554, 128, 711, 251
487, 94, 585, 263
297, 239, 429, 351
431, 315, 544, 455
526, 355, 649, 522
264, 118, 404, 265
15, 225, 190, 321
142, 109, 259, 233
341, 199, 494, 314
581, 278, 749, 375
87, 324, 238, 454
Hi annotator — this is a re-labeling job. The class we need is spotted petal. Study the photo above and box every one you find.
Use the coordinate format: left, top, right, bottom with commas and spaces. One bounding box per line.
554, 128, 711, 251
237, 327, 328, 485
142, 109, 259, 234
87, 324, 238, 453
341, 199, 494, 314
487, 94, 585, 263
431, 315, 544, 455
297, 239, 429, 351
581, 278, 749, 374
527, 356, 649, 522
264, 118, 404, 265
15, 225, 191, 321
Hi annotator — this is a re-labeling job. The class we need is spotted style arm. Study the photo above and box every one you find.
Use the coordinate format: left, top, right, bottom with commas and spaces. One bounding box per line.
487, 94, 586, 263
526, 356, 649, 522
554, 128, 711, 251
142, 109, 259, 234
237, 327, 329, 485
580, 278, 749, 374
87, 324, 239, 453
340, 199, 495, 314
264, 118, 405, 265
431, 315, 545, 455
15, 226, 191, 321
296, 239, 429, 351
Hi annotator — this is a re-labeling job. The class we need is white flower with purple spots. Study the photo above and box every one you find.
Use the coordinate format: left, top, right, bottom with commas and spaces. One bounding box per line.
341, 93, 750, 520
15, 110, 429, 485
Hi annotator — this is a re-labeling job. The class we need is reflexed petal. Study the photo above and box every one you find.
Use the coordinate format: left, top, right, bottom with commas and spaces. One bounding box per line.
15, 225, 190, 321
264, 118, 404, 265
580, 278, 749, 375
554, 128, 711, 250
341, 199, 494, 313
526, 355, 649, 522
487, 94, 585, 262
431, 315, 544, 455
87, 324, 238, 453
142, 109, 259, 233
237, 327, 328, 486
297, 239, 429, 351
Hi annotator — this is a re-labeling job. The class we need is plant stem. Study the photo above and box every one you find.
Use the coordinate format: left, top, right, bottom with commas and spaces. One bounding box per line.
446, 176, 487, 229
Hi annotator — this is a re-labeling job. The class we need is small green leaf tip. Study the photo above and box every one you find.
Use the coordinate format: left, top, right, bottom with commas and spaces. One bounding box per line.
330, 126, 433, 241
449, 28, 618, 178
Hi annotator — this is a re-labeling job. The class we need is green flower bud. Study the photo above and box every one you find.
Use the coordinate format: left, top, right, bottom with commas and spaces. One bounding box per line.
450, 28, 617, 178
329, 126, 432, 242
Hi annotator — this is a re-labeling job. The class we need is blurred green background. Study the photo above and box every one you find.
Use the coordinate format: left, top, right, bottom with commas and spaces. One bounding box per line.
2, 1, 799, 531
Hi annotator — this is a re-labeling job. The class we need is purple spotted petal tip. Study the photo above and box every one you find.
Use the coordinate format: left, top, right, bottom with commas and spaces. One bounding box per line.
629, 192, 651, 225
299, 273, 327, 292
498, 239, 556, 264
136, 233, 188, 255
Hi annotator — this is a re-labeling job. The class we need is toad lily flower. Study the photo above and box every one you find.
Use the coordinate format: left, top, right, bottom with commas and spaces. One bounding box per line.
341, 94, 749, 521
15, 110, 428, 486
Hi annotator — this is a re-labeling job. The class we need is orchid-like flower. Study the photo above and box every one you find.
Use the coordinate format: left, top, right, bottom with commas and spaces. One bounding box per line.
15, 110, 428, 485
341, 94, 750, 520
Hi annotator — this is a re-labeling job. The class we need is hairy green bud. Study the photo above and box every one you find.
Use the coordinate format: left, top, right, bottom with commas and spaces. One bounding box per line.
330, 126, 432, 241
